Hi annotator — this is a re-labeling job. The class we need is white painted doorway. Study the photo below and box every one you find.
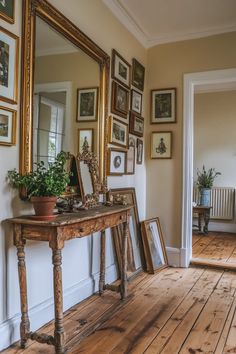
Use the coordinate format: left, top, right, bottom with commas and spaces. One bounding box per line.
182, 68, 236, 267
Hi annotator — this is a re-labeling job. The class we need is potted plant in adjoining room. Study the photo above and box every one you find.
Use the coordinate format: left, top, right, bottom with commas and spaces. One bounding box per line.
7, 152, 70, 219
196, 165, 221, 206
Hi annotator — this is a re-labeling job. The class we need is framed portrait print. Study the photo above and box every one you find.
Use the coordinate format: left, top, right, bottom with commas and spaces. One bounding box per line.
129, 112, 144, 137
0, 106, 16, 146
126, 136, 135, 174
109, 116, 128, 148
136, 138, 143, 165
107, 148, 126, 176
0, 0, 15, 24
141, 217, 168, 274
78, 128, 93, 153
0, 27, 19, 104
111, 81, 129, 119
132, 58, 145, 91
151, 131, 172, 159
111, 49, 131, 88
131, 89, 142, 115
151, 88, 176, 123
76, 87, 98, 122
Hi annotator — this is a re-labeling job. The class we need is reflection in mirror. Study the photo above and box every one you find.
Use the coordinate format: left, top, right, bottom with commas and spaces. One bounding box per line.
33, 17, 100, 168
80, 161, 93, 196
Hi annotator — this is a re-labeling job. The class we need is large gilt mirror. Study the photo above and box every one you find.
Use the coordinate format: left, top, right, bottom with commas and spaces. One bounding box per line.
20, 0, 110, 193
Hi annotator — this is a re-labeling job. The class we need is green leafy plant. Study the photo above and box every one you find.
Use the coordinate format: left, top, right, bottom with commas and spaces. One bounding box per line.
7, 152, 70, 198
196, 165, 221, 190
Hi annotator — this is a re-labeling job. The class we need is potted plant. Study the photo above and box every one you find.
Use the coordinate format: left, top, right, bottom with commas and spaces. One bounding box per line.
7, 152, 70, 219
196, 165, 221, 206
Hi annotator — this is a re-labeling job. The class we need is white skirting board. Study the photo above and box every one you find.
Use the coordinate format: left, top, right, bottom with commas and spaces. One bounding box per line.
0, 264, 117, 352
166, 247, 189, 268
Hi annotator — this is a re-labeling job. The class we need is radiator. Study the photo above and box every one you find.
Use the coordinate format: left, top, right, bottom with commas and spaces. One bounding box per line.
193, 187, 235, 220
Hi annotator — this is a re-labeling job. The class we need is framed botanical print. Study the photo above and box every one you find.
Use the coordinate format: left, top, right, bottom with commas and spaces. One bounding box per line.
132, 58, 145, 91
126, 136, 135, 174
141, 217, 168, 274
109, 116, 128, 148
151, 88, 176, 123
78, 128, 93, 153
111, 49, 131, 88
0, 106, 16, 146
0, 0, 15, 24
151, 131, 172, 159
129, 112, 144, 137
111, 81, 129, 119
107, 148, 126, 176
0, 27, 19, 104
76, 87, 98, 122
136, 138, 143, 165
131, 89, 142, 115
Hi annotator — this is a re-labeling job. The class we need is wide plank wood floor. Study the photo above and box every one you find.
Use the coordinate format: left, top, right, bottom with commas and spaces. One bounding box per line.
2, 266, 236, 353
192, 231, 236, 269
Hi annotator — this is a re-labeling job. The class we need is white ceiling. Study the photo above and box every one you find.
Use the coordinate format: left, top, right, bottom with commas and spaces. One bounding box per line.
103, 0, 236, 48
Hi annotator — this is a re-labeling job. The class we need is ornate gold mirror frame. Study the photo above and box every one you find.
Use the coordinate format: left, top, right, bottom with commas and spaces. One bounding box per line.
20, 0, 110, 189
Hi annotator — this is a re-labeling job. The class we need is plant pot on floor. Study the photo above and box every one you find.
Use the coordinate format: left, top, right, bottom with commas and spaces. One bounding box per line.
200, 188, 211, 206
31, 196, 57, 220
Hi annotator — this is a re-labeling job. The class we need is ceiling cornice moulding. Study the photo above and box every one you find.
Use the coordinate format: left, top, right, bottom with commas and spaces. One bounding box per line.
103, 0, 236, 49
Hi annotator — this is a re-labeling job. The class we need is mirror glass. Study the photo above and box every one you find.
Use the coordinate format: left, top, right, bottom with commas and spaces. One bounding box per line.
80, 161, 93, 195
33, 17, 100, 167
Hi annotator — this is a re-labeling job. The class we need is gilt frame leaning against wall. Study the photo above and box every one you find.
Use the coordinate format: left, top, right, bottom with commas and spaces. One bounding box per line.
151, 88, 176, 124
141, 217, 168, 274
0, 0, 15, 23
0, 26, 19, 104
111, 187, 144, 279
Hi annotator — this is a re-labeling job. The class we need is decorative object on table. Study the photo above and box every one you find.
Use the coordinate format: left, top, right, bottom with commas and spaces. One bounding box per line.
7, 151, 70, 219
129, 112, 144, 137
196, 165, 221, 206
151, 88, 176, 124
0, 26, 19, 104
132, 58, 145, 92
111, 188, 144, 279
151, 131, 172, 159
76, 87, 98, 122
78, 128, 93, 153
0, 105, 16, 145
111, 81, 129, 119
130, 89, 142, 115
109, 116, 128, 148
126, 136, 135, 174
141, 217, 168, 274
136, 138, 143, 165
107, 147, 126, 176
0, 0, 14, 23
111, 49, 131, 88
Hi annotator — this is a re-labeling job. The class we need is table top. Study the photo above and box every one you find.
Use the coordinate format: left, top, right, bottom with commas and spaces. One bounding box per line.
6, 204, 132, 226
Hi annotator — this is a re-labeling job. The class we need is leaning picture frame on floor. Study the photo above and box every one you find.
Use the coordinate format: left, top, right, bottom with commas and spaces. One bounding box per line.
141, 217, 168, 274
111, 188, 145, 279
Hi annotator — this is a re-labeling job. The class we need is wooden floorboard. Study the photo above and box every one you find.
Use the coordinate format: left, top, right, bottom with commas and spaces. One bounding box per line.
2, 266, 236, 354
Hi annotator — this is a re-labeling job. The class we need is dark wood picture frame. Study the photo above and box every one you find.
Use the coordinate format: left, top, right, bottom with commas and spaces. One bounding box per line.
0, 105, 16, 146
111, 49, 131, 89
151, 88, 176, 124
141, 217, 168, 274
111, 188, 145, 279
109, 116, 128, 149
136, 138, 143, 165
129, 112, 144, 137
151, 131, 172, 159
131, 89, 142, 116
0, 0, 15, 24
111, 81, 129, 119
76, 87, 98, 122
132, 58, 145, 91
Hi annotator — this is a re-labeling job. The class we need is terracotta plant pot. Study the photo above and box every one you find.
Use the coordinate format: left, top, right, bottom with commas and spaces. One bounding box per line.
31, 196, 57, 220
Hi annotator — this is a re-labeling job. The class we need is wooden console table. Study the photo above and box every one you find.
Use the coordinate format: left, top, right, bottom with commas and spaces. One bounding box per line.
193, 205, 211, 233
7, 204, 131, 354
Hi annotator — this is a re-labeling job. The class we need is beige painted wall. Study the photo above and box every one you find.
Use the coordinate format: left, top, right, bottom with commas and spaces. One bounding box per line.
194, 90, 236, 187
146, 32, 236, 247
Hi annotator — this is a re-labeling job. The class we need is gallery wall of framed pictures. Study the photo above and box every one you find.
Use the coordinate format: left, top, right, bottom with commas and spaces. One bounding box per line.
108, 48, 145, 176
0, 0, 18, 147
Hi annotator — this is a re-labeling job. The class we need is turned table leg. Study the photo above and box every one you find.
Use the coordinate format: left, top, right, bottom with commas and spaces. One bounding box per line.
99, 230, 106, 295
203, 210, 210, 234
14, 224, 30, 349
120, 216, 129, 300
50, 245, 66, 354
